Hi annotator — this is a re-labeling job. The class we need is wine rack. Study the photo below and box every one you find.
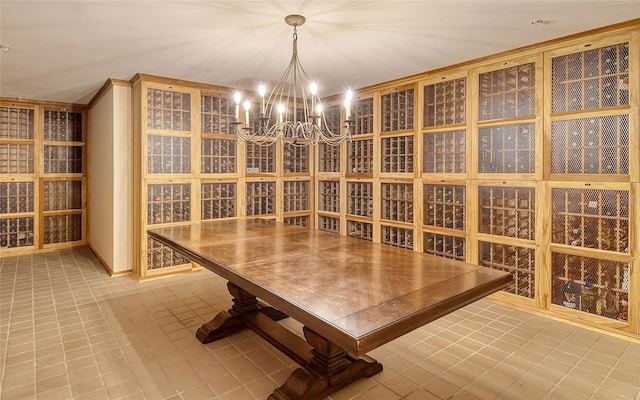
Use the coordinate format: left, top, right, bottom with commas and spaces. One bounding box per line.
347, 220, 373, 241
381, 135, 414, 173
147, 135, 191, 174
478, 123, 536, 174
423, 130, 466, 174
246, 142, 275, 174
382, 89, 414, 132
133, 80, 195, 276
43, 110, 82, 142
479, 186, 535, 240
201, 182, 236, 220
0, 106, 34, 140
43, 145, 83, 174
423, 232, 465, 261
551, 115, 628, 175
318, 143, 340, 173
284, 144, 309, 173
551, 42, 629, 112
284, 215, 310, 227
551, 187, 629, 253
324, 104, 341, 136
347, 139, 373, 174
0, 181, 34, 214
283, 180, 309, 212
479, 241, 535, 298
479, 62, 535, 120
0, 217, 34, 248
201, 93, 235, 134
1, 106, 35, 175
201, 138, 236, 174
381, 182, 413, 223
43, 180, 81, 211
246, 181, 275, 216
1, 144, 34, 174
424, 77, 466, 127
147, 236, 190, 270
318, 180, 339, 213
382, 225, 414, 249
319, 216, 340, 234
147, 88, 191, 131
552, 252, 628, 321
347, 182, 373, 217
43, 214, 82, 244
147, 183, 191, 225
423, 184, 465, 230
0, 104, 88, 252
0, 180, 35, 249
354, 97, 374, 135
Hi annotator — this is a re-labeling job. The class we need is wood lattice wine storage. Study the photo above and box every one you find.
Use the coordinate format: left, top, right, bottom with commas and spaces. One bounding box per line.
1, 100, 87, 254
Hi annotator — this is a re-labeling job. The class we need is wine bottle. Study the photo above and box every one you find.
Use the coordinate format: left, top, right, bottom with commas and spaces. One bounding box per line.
562, 273, 580, 309
581, 277, 596, 313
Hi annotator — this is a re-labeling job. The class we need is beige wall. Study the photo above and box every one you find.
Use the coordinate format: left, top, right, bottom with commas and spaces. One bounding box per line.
89, 82, 132, 274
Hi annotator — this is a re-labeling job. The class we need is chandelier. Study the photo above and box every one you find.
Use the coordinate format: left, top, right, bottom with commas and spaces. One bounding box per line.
231, 14, 353, 146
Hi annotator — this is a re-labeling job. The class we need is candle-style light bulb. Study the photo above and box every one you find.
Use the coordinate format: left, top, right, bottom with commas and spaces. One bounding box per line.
344, 88, 353, 120
278, 103, 285, 124
243, 100, 251, 126
258, 84, 266, 114
234, 91, 241, 120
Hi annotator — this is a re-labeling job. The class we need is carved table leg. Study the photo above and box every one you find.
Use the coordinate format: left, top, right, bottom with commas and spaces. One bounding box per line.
269, 327, 383, 400
196, 282, 288, 344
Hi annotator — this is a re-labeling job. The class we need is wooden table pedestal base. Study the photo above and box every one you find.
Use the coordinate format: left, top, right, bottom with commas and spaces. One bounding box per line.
196, 282, 383, 400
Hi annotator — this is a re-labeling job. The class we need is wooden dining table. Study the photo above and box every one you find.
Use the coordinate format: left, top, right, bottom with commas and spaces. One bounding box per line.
148, 219, 512, 400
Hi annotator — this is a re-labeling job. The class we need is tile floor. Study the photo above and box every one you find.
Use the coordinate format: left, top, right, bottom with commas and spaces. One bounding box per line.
1, 247, 639, 400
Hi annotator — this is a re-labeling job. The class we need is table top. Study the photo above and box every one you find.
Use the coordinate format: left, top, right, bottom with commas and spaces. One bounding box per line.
148, 219, 512, 356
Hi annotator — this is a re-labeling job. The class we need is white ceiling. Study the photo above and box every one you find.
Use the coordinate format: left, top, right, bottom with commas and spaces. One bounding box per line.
1, 1, 639, 105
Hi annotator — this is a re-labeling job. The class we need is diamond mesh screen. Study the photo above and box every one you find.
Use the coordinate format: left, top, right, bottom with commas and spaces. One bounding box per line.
552, 252, 628, 321
479, 186, 535, 240
479, 241, 535, 298
0, 107, 34, 140
478, 123, 535, 173
246, 181, 275, 216
0, 217, 34, 248
319, 216, 340, 233
424, 77, 466, 127
318, 181, 340, 213
348, 139, 373, 173
284, 216, 310, 227
43, 214, 82, 244
201, 182, 236, 220
147, 183, 191, 225
552, 42, 629, 112
551, 188, 629, 252
354, 98, 374, 135
423, 184, 465, 230
201, 138, 236, 173
0, 144, 34, 174
423, 232, 465, 261
44, 180, 82, 211
347, 220, 373, 241
423, 130, 466, 174
147, 236, 190, 270
479, 62, 535, 120
551, 115, 628, 175
382, 225, 414, 249
0, 182, 34, 214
